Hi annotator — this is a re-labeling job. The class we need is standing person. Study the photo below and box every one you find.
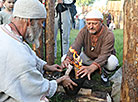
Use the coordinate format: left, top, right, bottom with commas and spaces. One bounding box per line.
69, 2, 77, 29
78, 13, 85, 30
106, 12, 111, 27
0, 0, 15, 24
62, 9, 119, 86
0, 0, 3, 11
0, 0, 77, 102
54, 0, 74, 58
109, 20, 116, 31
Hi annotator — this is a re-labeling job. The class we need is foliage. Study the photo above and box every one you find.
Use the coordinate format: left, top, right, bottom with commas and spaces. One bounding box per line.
76, 0, 95, 6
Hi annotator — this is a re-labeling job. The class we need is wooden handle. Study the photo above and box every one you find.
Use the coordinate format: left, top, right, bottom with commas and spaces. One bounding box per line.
65, 64, 73, 76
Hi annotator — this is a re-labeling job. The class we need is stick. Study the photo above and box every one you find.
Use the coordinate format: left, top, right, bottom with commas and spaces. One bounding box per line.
65, 64, 73, 76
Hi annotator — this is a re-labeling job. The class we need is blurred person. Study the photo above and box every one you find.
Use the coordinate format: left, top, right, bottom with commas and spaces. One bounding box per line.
61, 9, 119, 88
69, 3, 77, 29
78, 13, 85, 30
54, 0, 76, 58
0, 0, 15, 24
109, 20, 116, 31
75, 15, 79, 29
0, 0, 77, 102
106, 12, 111, 27
0, 0, 3, 11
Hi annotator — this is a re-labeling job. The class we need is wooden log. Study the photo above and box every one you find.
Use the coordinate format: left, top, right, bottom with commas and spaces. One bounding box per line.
45, 0, 55, 65
121, 0, 138, 101
78, 88, 92, 96
65, 64, 73, 76
76, 95, 106, 102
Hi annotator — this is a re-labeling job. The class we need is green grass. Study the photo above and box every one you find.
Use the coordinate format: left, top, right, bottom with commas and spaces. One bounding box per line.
55, 29, 79, 64
55, 29, 123, 67
113, 29, 123, 67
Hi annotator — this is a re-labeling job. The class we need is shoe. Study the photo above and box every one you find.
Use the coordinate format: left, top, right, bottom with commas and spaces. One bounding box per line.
101, 73, 108, 83
101, 73, 111, 87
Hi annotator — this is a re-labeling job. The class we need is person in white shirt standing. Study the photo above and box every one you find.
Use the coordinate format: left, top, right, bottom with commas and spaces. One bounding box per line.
109, 20, 116, 31
54, 0, 76, 58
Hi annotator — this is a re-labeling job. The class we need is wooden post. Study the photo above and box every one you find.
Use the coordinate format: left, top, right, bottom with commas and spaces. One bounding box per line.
121, 0, 138, 101
45, 0, 55, 65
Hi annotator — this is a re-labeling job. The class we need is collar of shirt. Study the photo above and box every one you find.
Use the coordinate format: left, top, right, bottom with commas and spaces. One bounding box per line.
1, 24, 23, 43
90, 26, 104, 47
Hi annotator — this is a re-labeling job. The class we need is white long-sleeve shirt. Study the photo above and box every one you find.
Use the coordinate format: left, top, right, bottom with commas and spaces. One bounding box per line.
63, 0, 73, 4
55, 0, 73, 5
0, 24, 57, 102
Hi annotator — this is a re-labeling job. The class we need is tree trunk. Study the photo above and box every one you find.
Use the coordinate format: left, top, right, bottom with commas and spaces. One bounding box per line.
45, 0, 55, 65
121, 0, 138, 102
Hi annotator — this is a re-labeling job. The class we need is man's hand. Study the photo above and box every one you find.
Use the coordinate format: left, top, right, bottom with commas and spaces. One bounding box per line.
56, 75, 77, 90
77, 64, 98, 80
44, 64, 62, 72
61, 56, 71, 68
61, 59, 70, 68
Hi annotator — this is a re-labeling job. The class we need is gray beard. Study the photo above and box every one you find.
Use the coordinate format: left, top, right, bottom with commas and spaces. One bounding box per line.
25, 30, 42, 48
25, 22, 42, 48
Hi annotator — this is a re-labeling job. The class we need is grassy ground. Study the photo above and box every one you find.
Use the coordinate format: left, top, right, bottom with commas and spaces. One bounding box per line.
52, 28, 123, 102
55, 29, 79, 64
113, 29, 123, 67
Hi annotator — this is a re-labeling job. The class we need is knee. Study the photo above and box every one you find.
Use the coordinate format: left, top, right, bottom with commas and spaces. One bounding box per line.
105, 55, 119, 71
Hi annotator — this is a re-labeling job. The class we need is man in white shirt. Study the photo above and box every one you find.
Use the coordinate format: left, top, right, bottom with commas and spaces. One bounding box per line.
0, 0, 77, 102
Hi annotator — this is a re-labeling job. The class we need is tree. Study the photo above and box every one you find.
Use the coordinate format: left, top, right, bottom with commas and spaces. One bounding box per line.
121, 0, 138, 101
76, 0, 95, 6
45, 0, 55, 65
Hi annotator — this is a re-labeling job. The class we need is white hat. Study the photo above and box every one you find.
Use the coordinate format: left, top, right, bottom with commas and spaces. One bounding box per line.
13, 0, 46, 19
85, 9, 103, 20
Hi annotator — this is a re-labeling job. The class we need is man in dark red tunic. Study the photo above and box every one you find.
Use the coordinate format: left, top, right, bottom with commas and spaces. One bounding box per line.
62, 9, 119, 84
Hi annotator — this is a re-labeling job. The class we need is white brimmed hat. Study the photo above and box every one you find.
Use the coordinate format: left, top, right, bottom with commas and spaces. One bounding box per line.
13, 0, 46, 19
85, 9, 103, 20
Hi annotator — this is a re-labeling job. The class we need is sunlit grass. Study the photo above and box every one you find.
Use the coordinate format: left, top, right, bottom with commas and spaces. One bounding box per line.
113, 29, 123, 67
